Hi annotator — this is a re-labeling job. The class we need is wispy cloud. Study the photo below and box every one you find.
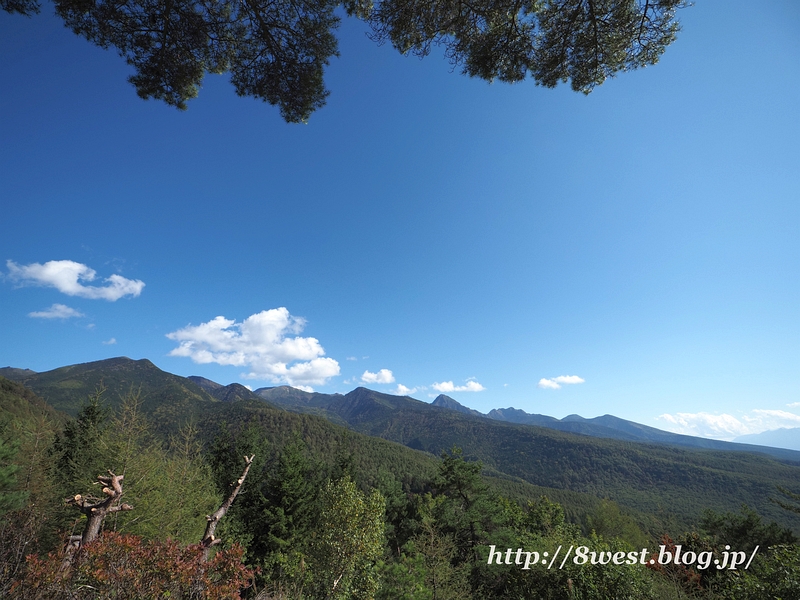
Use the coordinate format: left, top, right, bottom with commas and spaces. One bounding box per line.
28, 303, 84, 319
166, 308, 340, 390
102, 337, 117, 345
657, 409, 800, 441
788, 402, 800, 408
538, 375, 585, 390
432, 379, 485, 393
361, 369, 395, 384
7, 259, 144, 301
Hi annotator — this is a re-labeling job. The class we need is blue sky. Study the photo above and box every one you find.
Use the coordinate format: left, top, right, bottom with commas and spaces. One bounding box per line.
1, 1, 798, 441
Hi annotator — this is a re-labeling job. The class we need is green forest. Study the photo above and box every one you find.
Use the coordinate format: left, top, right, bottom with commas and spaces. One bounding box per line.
2, 361, 800, 599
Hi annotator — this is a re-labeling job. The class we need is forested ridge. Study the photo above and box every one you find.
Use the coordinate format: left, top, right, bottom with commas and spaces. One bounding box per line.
2, 358, 800, 598
256, 384, 800, 532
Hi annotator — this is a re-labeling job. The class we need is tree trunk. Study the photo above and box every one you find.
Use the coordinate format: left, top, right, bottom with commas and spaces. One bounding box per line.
62, 471, 133, 568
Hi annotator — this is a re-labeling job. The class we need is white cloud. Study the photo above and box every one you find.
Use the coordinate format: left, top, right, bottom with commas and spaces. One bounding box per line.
432, 380, 485, 393
166, 308, 340, 390
538, 378, 561, 390
554, 375, 585, 385
788, 402, 800, 408
538, 375, 585, 390
7, 259, 144, 301
28, 303, 84, 319
657, 409, 800, 441
362, 369, 395, 384
394, 384, 417, 396
751, 409, 800, 427
102, 337, 117, 345
346, 356, 358, 361
657, 412, 749, 440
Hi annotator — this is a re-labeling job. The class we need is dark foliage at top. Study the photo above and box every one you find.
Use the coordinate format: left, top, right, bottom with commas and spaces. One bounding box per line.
4, 0, 684, 121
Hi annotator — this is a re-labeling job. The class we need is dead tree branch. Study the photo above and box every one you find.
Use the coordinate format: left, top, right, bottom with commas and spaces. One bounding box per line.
200, 454, 255, 561
63, 470, 133, 567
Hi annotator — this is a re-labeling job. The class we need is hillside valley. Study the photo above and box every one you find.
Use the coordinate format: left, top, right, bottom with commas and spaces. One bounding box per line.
3, 357, 800, 535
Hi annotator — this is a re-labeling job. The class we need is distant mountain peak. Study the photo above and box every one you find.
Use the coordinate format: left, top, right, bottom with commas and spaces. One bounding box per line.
431, 394, 459, 408
561, 414, 586, 422
431, 394, 484, 417
188, 375, 223, 392
0, 367, 38, 381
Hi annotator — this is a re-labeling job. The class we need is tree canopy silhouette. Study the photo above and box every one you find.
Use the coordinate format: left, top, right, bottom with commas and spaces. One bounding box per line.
4, 0, 685, 122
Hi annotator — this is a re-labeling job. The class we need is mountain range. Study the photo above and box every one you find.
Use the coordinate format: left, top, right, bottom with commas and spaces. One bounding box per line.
251, 384, 800, 462
3, 356, 800, 533
484, 405, 800, 456
734, 427, 800, 451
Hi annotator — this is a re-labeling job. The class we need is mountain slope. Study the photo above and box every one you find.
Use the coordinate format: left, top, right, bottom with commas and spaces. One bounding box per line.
262, 386, 800, 532
431, 394, 485, 417
188, 376, 271, 405
487, 408, 800, 462
0, 367, 37, 380
0, 376, 67, 428
3, 357, 218, 433
735, 428, 800, 452
254, 386, 346, 426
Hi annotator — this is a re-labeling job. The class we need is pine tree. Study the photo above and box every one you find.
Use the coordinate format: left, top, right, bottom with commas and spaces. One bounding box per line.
432, 447, 504, 566
0, 436, 26, 516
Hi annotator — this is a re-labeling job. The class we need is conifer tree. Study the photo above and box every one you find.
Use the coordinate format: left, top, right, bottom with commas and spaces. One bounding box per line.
432, 447, 503, 566
0, 436, 26, 516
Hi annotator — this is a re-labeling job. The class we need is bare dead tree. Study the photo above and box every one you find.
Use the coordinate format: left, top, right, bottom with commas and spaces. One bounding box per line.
200, 454, 255, 561
62, 471, 133, 567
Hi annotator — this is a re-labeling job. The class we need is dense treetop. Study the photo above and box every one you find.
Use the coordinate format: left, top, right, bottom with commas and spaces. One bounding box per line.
3, 0, 685, 121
